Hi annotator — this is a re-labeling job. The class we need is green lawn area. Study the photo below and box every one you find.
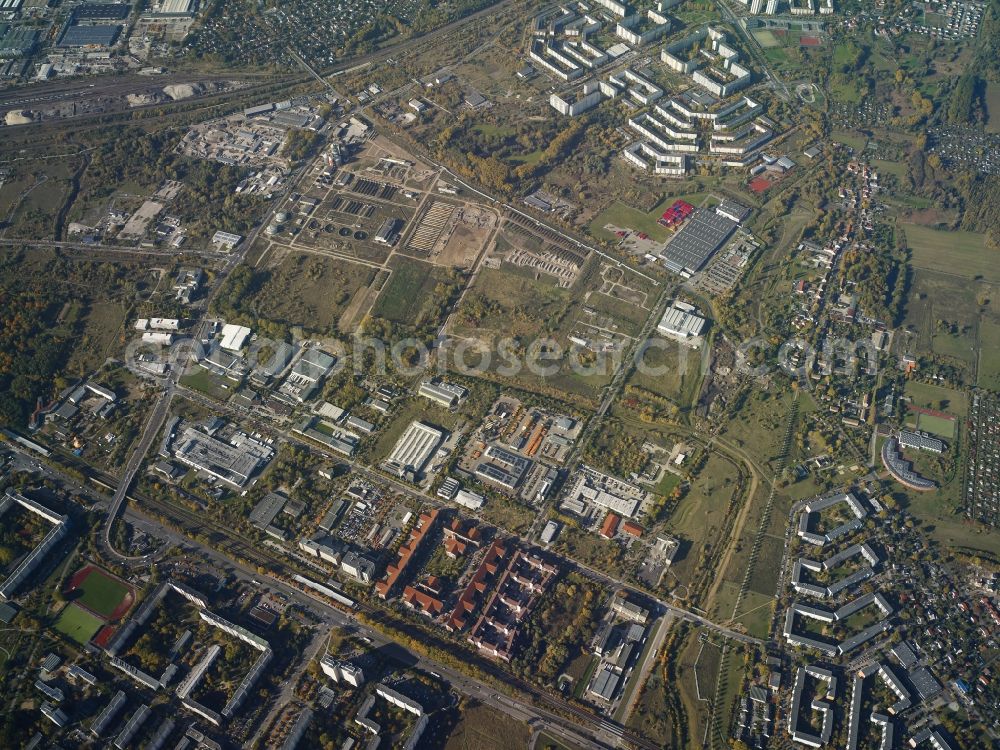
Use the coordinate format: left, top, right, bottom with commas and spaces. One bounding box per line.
910, 409, 957, 439
904, 380, 967, 418
763, 47, 789, 65
589, 193, 713, 243
572, 654, 599, 699
54, 604, 104, 646
903, 224, 997, 281
932, 331, 977, 366
906, 489, 1000, 558
829, 79, 863, 103
71, 567, 131, 617
978, 318, 1000, 391
903, 268, 989, 374
472, 122, 516, 138
590, 201, 671, 243
627, 340, 705, 408
872, 159, 907, 180
510, 149, 544, 166
731, 589, 774, 639
180, 368, 233, 400
986, 80, 1000, 134
751, 29, 780, 48
831, 129, 868, 151
663, 453, 740, 591
655, 472, 682, 496
832, 43, 855, 65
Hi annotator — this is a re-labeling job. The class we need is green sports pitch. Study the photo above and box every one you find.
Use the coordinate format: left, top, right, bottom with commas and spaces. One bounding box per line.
66, 566, 133, 619
914, 411, 956, 439
54, 604, 104, 646
906, 407, 957, 439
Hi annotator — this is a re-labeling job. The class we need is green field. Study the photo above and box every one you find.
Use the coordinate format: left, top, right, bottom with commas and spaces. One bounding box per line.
903, 268, 994, 379
627, 340, 705, 409
909, 409, 957, 439
986, 81, 1000, 134
904, 380, 967, 418
663, 453, 740, 592
731, 589, 774, 638
978, 318, 1000, 390
751, 29, 780, 48
590, 201, 671, 243
372, 255, 449, 323
454, 265, 574, 339
903, 224, 997, 281
584, 291, 650, 337
71, 568, 131, 617
589, 194, 711, 243
932, 331, 977, 366
832, 43, 855, 65
829, 79, 863, 103
872, 159, 907, 180
54, 604, 104, 645
241, 252, 376, 333
65, 301, 127, 374
831, 129, 868, 151
180, 368, 233, 400
763, 47, 789, 65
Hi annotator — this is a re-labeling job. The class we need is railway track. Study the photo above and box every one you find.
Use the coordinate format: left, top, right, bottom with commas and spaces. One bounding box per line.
43, 446, 661, 749
130, 486, 660, 749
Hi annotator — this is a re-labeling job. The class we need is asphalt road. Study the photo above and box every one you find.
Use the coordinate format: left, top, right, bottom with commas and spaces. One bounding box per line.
100, 155, 310, 560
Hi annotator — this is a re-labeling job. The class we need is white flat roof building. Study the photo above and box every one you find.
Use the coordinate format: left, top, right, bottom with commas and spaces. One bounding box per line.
384, 422, 443, 479
418, 380, 468, 408
219, 324, 251, 352
454, 489, 485, 510
212, 231, 242, 249
657, 302, 707, 340
173, 427, 272, 488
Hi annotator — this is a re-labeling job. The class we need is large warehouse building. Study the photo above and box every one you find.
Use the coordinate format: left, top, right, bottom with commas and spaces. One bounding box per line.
383, 421, 443, 480
657, 301, 707, 342
660, 208, 737, 276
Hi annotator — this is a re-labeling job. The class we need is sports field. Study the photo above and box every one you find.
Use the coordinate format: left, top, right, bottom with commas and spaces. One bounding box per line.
751, 29, 780, 48
64, 564, 134, 620
908, 407, 957, 439
903, 224, 997, 281
905, 380, 967, 418
54, 604, 104, 646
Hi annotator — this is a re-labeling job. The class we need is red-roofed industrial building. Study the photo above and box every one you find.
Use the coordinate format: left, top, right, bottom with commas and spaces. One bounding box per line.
600, 512, 621, 539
